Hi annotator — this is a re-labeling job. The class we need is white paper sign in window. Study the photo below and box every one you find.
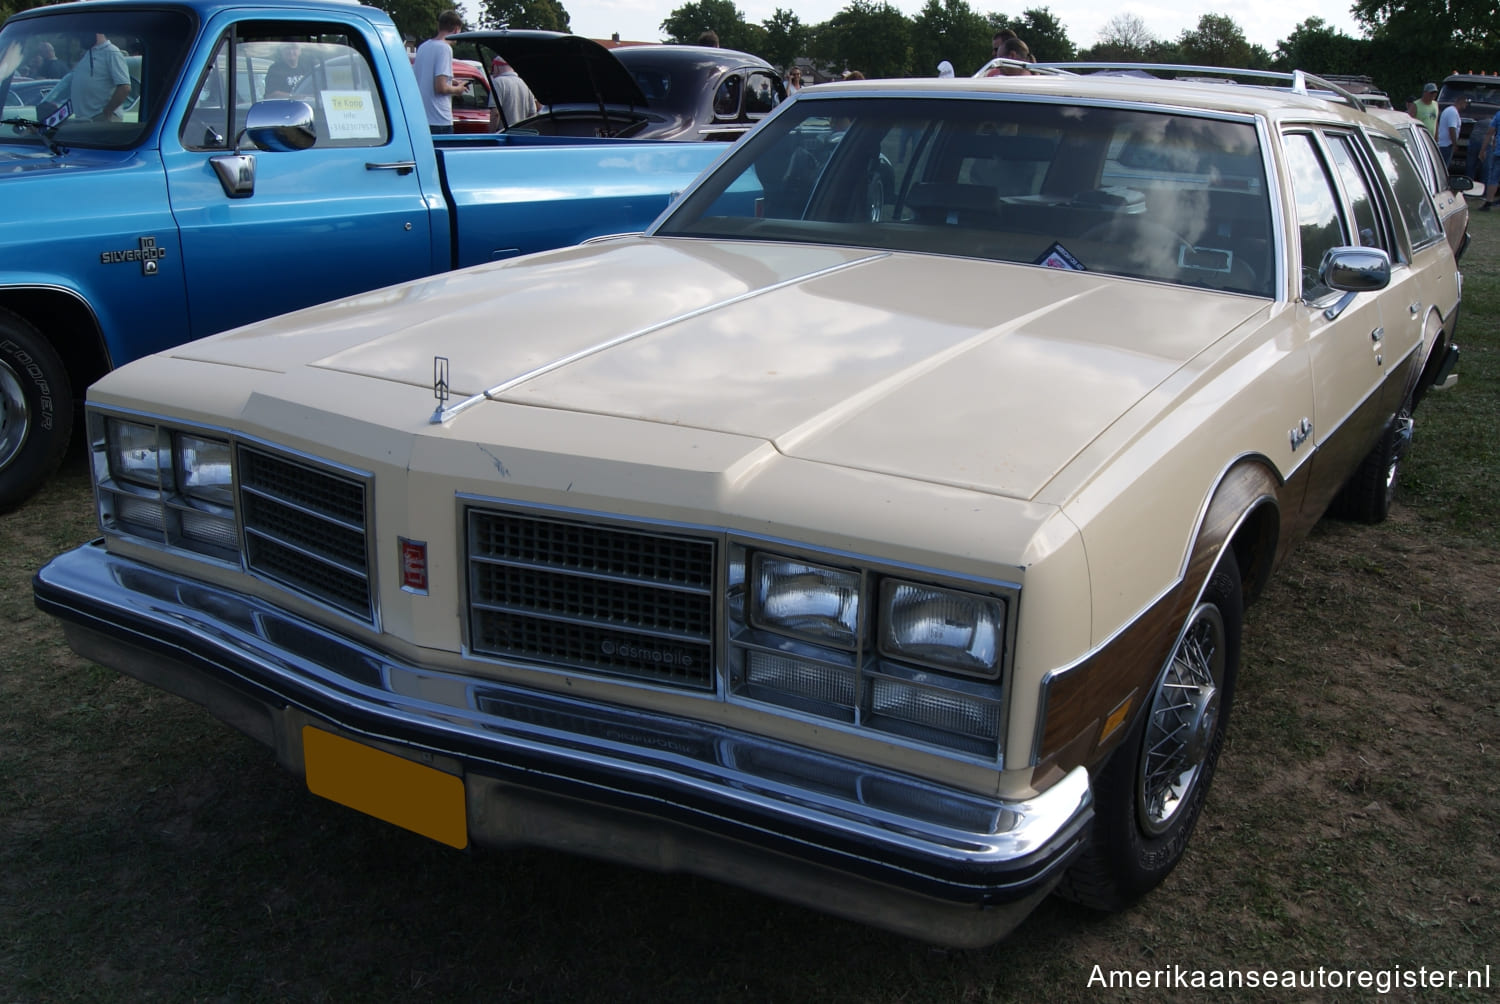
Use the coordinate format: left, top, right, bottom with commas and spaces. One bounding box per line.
320, 90, 381, 140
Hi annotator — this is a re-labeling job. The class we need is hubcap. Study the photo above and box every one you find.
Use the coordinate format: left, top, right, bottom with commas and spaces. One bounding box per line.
0, 360, 31, 471
1138, 601, 1226, 836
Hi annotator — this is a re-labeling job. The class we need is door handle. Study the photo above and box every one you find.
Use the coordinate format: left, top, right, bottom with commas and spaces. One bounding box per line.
366, 161, 416, 175
1371, 326, 1384, 343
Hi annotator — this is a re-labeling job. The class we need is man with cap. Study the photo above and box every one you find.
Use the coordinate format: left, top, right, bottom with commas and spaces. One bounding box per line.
487, 55, 537, 130
1414, 82, 1439, 137
413, 9, 467, 133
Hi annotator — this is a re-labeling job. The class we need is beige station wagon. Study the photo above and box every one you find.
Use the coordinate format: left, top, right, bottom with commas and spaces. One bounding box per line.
35, 68, 1463, 947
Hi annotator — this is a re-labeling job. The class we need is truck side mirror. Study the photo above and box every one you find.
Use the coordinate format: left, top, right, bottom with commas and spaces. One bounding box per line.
208, 100, 317, 199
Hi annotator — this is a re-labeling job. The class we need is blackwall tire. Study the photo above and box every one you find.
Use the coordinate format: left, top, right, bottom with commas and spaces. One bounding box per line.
1329, 409, 1411, 525
1057, 550, 1243, 911
0, 310, 73, 513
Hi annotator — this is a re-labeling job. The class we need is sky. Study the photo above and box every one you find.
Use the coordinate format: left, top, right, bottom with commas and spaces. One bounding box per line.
548, 0, 1366, 56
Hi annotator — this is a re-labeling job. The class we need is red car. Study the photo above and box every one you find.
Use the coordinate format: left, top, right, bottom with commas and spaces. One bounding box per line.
449, 58, 493, 133
409, 54, 493, 133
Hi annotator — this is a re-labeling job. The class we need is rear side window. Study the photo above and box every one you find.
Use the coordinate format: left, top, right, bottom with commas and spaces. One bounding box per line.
181, 21, 391, 151
1368, 134, 1444, 249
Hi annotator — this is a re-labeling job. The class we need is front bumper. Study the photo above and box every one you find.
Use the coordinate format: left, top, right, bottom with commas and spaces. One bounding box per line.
34, 541, 1092, 947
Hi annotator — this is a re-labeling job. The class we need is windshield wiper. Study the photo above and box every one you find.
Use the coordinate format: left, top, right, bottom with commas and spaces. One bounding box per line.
0, 118, 68, 155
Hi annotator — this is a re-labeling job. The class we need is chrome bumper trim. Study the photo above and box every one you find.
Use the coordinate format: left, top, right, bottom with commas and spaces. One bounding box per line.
34, 541, 1092, 946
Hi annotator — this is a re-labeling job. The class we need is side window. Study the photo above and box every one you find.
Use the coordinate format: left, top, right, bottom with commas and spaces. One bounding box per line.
744, 71, 778, 116
1323, 133, 1386, 251
181, 21, 390, 151
1369, 134, 1444, 249
713, 74, 741, 118
1283, 132, 1347, 300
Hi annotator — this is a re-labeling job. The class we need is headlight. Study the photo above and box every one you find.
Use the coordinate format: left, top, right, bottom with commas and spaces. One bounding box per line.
176, 433, 233, 506
106, 419, 162, 488
880, 580, 1003, 678
750, 554, 860, 648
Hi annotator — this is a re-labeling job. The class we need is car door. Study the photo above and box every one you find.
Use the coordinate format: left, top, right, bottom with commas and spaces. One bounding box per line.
161, 16, 437, 340
1281, 130, 1403, 519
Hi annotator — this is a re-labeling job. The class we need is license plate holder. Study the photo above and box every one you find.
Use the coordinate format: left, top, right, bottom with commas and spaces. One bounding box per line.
302, 726, 468, 849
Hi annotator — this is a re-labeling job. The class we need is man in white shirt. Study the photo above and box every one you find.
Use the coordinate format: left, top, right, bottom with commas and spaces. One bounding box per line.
42, 33, 130, 122
1437, 95, 1467, 167
413, 10, 466, 133
487, 56, 537, 130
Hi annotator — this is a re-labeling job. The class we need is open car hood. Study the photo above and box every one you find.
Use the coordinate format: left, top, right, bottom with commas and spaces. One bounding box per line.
450, 30, 649, 109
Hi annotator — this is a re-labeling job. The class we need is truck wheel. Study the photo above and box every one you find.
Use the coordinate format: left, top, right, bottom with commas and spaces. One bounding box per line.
1328, 407, 1412, 525
1058, 550, 1242, 911
0, 310, 73, 513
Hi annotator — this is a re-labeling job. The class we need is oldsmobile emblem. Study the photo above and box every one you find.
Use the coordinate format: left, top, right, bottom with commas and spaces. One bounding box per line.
100, 236, 166, 276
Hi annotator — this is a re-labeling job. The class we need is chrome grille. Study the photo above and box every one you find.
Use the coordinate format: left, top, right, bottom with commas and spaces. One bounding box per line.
238, 446, 372, 621
467, 509, 715, 689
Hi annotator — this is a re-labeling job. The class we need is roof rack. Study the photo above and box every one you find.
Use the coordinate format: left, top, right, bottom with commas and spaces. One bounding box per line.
1029, 63, 1370, 112
970, 57, 1073, 78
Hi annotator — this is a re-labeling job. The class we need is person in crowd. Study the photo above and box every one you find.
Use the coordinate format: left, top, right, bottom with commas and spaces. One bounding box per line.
1475, 104, 1500, 209
1414, 82, 1439, 137
40, 32, 130, 122
697, 29, 719, 47
263, 41, 317, 99
785, 66, 803, 94
487, 55, 537, 130
937, 60, 954, 78
985, 34, 1033, 76
413, 9, 467, 134
18, 42, 69, 79
1437, 94, 1467, 167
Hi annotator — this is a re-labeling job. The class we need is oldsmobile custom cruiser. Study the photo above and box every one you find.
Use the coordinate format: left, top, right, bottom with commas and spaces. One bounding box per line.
34, 69, 1463, 946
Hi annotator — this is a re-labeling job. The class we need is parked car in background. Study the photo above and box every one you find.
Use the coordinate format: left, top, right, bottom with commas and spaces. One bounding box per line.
1437, 71, 1500, 181
449, 58, 492, 133
450, 31, 783, 141
1371, 105, 1471, 260
36, 66, 1462, 948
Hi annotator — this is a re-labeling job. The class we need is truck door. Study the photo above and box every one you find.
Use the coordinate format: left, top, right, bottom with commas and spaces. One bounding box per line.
162, 18, 438, 340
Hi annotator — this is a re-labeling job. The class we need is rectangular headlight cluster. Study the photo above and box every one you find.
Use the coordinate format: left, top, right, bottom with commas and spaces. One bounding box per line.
728, 543, 1014, 760
92, 412, 239, 560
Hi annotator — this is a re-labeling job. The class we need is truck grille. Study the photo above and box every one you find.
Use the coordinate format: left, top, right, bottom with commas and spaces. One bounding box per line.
466, 508, 715, 689
237, 446, 373, 621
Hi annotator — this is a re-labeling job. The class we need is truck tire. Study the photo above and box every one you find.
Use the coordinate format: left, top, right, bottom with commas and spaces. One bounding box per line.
1057, 550, 1242, 911
0, 310, 73, 513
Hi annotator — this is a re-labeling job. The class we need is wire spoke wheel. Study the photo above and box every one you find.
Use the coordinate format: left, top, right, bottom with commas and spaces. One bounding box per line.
1137, 601, 1226, 836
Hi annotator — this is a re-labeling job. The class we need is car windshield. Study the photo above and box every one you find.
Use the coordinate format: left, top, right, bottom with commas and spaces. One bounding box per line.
657, 95, 1275, 297
1438, 82, 1500, 106
0, 8, 194, 150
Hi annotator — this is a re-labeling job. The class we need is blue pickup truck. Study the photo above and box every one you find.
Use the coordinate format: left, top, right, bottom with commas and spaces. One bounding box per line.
0, 0, 726, 510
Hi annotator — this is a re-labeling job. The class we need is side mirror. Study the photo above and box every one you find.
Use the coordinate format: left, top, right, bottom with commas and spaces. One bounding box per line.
1448, 174, 1472, 194
242, 99, 317, 152
1320, 246, 1390, 293
208, 100, 317, 199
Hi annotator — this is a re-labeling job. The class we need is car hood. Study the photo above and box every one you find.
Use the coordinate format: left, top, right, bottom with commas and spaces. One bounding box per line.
171, 238, 1268, 501
450, 30, 648, 108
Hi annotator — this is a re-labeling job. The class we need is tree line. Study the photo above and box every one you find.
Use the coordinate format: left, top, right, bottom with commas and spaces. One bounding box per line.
3, 0, 1494, 111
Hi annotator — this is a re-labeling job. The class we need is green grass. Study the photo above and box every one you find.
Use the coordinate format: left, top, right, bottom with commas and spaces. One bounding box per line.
2, 213, 1498, 1001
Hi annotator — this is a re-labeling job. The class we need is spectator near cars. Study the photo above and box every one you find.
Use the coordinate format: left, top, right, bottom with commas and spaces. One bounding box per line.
36, 64, 1462, 947
1437, 94, 1467, 166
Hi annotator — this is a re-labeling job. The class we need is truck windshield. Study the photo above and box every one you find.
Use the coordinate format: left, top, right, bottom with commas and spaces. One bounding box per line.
0, 8, 194, 150
657, 95, 1275, 298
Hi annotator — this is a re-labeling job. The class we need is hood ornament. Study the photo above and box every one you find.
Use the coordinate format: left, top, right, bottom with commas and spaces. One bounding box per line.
431, 356, 450, 423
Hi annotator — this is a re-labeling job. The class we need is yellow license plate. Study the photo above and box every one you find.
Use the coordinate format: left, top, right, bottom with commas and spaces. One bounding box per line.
302, 726, 468, 849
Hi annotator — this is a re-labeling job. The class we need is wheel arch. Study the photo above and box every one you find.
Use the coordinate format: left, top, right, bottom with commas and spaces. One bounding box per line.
0, 286, 113, 410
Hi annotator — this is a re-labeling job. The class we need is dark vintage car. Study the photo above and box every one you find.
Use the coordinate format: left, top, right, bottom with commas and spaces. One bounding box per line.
449, 30, 784, 141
